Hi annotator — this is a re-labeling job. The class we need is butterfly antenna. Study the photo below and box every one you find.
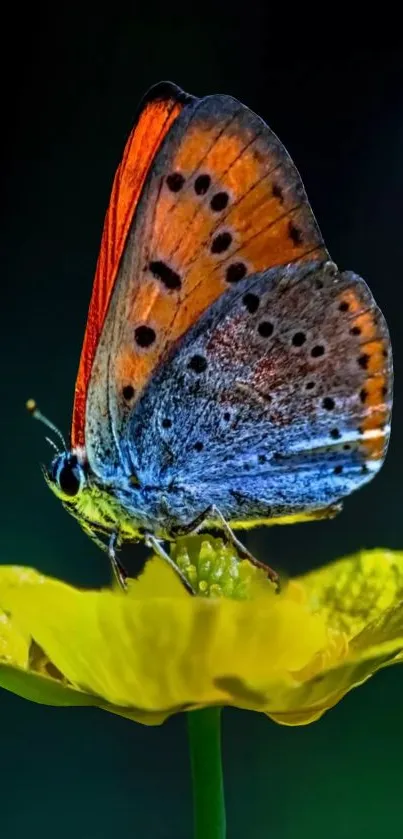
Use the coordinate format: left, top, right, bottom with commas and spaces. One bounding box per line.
45, 435, 61, 455
26, 399, 67, 452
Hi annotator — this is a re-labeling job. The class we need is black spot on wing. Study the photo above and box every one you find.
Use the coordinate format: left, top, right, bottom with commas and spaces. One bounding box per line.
149, 260, 181, 290
226, 262, 247, 283
166, 172, 185, 192
211, 231, 232, 254
135, 325, 156, 347
195, 174, 211, 195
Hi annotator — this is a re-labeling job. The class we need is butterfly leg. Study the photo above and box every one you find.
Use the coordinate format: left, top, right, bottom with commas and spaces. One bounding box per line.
80, 522, 128, 589
108, 531, 128, 591
170, 506, 216, 537
144, 533, 195, 595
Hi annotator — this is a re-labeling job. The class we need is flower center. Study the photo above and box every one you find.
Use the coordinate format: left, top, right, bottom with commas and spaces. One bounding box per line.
171, 535, 274, 599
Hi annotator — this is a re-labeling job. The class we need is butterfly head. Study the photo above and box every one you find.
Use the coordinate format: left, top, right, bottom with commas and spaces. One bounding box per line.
45, 449, 88, 501
44, 446, 148, 547
26, 399, 105, 529
27, 400, 147, 544
26, 400, 87, 500
43, 444, 138, 545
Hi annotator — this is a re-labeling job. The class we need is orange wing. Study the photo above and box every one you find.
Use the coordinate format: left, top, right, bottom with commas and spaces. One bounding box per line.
72, 82, 193, 447
79, 86, 329, 472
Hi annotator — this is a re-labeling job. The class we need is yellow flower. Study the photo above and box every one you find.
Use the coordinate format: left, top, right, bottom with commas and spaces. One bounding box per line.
0, 536, 402, 726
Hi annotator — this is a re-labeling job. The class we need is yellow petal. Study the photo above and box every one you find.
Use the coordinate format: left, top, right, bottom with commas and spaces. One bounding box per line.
2, 548, 403, 727
0, 609, 29, 668
264, 641, 400, 726
0, 593, 99, 707
298, 549, 403, 639
0, 564, 327, 722
130, 556, 187, 599
263, 552, 403, 725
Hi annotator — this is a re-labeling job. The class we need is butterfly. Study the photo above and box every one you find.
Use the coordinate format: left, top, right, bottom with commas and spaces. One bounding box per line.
30, 81, 393, 587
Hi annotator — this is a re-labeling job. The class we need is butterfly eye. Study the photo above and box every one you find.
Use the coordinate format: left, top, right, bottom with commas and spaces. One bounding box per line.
54, 456, 85, 497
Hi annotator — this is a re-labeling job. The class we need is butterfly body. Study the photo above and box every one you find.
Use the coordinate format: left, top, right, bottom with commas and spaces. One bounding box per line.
43, 82, 392, 562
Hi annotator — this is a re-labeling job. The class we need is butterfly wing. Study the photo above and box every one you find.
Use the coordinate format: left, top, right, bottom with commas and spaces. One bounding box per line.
128, 260, 392, 526
80, 85, 328, 477
72, 82, 195, 448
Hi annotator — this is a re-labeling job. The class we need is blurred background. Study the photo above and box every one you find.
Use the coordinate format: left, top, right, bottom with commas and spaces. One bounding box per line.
2, 9, 403, 838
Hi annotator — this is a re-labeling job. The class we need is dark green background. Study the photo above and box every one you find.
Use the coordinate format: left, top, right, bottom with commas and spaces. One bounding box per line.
2, 11, 403, 838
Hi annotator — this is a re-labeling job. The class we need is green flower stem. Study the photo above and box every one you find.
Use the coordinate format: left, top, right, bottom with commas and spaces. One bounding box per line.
187, 707, 226, 839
